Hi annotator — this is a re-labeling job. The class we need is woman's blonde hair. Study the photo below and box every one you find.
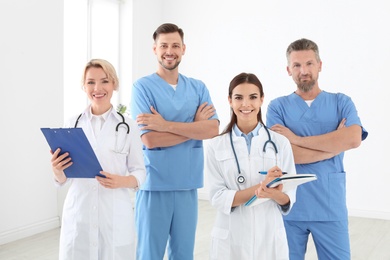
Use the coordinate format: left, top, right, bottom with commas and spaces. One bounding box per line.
81, 59, 119, 89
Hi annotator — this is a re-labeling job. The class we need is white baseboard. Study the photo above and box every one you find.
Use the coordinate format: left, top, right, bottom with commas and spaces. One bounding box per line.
348, 209, 390, 220
1, 207, 388, 247
0, 217, 60, 245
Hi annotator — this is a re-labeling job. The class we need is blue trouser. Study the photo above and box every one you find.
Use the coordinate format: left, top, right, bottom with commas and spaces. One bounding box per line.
285, 220, 350, 260
135, 190, 198, 260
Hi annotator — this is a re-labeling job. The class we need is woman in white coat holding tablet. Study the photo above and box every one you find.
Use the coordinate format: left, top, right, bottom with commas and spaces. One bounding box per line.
205, 72, 296, 260
49, 59, 146, 260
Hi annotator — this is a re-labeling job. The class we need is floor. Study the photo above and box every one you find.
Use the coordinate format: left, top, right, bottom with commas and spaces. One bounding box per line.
1, 200, 390, 260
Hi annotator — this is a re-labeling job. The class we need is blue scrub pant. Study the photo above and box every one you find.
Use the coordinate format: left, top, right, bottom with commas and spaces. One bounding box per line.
135, 190, 198, 260
284, 220, 350, 260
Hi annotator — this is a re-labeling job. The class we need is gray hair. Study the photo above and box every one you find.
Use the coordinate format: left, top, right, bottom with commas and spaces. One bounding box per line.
286, 38, 321, 64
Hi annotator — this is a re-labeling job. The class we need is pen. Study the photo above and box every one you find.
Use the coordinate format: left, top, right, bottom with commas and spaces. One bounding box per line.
245, 195, 257, 206
259, 171, 287, 175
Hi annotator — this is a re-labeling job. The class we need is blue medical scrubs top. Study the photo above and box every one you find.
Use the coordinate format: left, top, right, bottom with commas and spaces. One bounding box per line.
267, 91, 368, 221
131, 73, 219, 191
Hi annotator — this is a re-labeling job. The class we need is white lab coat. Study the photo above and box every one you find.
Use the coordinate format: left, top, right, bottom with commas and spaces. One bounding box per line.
57, 107, 146, 260
205, 127, 296, 260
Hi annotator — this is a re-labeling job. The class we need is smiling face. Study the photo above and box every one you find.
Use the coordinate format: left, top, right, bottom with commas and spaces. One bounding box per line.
153, 32, 186, 72
83, 67, 115, 115
229, 82, 264, 133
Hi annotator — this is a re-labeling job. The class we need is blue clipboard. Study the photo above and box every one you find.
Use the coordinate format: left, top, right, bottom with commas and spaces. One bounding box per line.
41, 128, 105, 178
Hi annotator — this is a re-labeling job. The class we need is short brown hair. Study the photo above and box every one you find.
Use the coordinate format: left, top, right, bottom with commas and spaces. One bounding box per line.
153, 23, 184, 43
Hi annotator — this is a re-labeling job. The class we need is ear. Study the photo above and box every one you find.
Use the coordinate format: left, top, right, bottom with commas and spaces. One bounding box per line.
153, 44, 157, 55
228, 96, 232, 107
182, 43, 186, 55
287, 66, 292, 76
318, 61, 322, 72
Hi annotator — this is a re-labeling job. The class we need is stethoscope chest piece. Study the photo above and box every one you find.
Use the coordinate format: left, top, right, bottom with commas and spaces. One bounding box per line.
230, 131, 247, 185
236, 175, 246, 184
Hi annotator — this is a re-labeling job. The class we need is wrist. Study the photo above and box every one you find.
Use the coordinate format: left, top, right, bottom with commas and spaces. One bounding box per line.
279, 201, 291, 212
292, 135, 302, 146
166, 121, 174, 133
276, 193, 290, 206
127, 175, 139, 189
53, 171, 66, 183
54, 175, 67, 184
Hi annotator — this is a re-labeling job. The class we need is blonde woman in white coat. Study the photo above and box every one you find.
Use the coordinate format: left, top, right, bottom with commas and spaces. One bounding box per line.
50, 59, 146, 260
205, 72, 296, 260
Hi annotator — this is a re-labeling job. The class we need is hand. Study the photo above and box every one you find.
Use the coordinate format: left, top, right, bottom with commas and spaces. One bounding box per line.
270, 124, 299, 144
255, 166, 284, 198
96, 172, 126, 189
194, 102, 215, 121
337, 118, 346, 130
255, 182, 284, 199
136, 106, 169, 132
263, 166, 283, 184
50, 148, 71, 183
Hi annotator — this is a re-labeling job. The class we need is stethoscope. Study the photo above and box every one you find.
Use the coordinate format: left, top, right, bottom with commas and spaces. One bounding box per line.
75, 112, 130, 153
230, 125, 278, 185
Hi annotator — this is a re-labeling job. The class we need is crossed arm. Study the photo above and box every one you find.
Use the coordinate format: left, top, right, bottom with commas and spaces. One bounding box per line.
137, 102, 219, 149
270, 119, 362, 164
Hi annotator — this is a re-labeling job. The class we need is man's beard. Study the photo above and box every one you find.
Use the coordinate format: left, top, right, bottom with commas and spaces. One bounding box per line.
297, 78, 315, 92
159, 59, 181, 71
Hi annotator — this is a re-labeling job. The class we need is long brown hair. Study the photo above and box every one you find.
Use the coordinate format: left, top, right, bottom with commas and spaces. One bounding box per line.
221, 72, 265, 135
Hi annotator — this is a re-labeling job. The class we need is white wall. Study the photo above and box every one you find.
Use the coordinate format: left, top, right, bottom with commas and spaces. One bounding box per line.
0, 0, 388, 247
132, 0, 390, 219
131, 0, 164, 82
0, 0, 64, 244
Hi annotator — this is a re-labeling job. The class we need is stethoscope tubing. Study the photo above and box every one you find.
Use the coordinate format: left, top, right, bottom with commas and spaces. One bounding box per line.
230, 125, 278, 185
74, 112, 129, 133
74, 111, 130, 153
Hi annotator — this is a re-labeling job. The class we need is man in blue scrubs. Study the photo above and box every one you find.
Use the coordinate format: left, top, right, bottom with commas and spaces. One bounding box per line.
130, 23, 219, 260
267, 38, 368, 260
